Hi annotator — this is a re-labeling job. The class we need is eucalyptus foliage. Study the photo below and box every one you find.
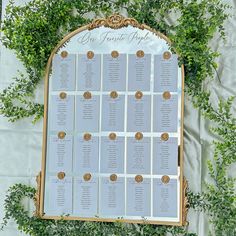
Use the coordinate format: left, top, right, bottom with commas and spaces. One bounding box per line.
0, 0, 235, 236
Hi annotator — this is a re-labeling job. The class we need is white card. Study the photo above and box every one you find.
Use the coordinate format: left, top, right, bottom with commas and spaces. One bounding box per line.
154, 54, 178, 92
153, 178, 178, 218
76, 95, 100, 132
103, 54, 127, 91
100, 136, 125, 173
128, 54, 151, 91
126, 178, 151, 216
127, 95, 151, 132
50, 95, 74, 131
48, 135, 73, 172
77, 54, 101, 91
74, 176, 98, 217
127, 137, 151, 174
101, 95, 125, 131
153, 94, 178, 132
153, 137, 178, 175
74, 135, 99, 173
100, 176, 125, 216
51, 54, 76, 91
46, 176, 72, 215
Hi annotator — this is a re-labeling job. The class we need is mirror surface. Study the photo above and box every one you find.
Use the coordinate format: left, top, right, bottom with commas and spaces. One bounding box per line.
41, 21, 184, 225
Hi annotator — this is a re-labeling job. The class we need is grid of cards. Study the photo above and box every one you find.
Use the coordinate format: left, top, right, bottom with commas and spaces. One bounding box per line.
44, 50, 182, 221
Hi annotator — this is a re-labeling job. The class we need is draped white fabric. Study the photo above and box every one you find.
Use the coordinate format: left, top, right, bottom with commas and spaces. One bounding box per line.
0, 0, 235, 235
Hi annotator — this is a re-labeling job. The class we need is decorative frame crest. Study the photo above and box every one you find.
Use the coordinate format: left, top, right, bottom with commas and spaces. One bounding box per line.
88, 14, 145, 30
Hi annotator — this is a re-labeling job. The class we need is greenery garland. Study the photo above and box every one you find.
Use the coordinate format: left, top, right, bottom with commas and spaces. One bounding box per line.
0, 0, 235, 235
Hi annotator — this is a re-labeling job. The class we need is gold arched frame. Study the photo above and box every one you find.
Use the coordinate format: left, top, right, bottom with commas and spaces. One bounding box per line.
36, 14, 188, 226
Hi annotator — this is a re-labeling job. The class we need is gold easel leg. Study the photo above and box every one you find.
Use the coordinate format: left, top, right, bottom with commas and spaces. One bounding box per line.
34, 171, 41, 217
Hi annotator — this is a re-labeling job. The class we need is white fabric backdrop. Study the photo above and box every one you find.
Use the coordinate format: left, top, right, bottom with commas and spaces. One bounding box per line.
0, 0, 235, 235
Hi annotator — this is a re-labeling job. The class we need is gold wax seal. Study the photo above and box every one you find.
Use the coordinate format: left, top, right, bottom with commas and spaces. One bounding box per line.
135, 91, 143, 99
163, 91, 171, 100
58, 131, 66, 139
84, 133, 92, 141
83, 173, 92, 181
87, 51, 94, 59
135, 175, 143, 183
161, 175, 170, 184
59, 92, 67, 99
57, 172, 65, 180
110, 91, 118, 99
109, 133, 117, 140
110, 174, 117, 182
161, 133, 169, 141
136, 50, 144, 58
61, 51, 68, 58
83, 91, 92, 99
135, 132, 143, 140
163, 51, 171, 60
111, 50, 119, 58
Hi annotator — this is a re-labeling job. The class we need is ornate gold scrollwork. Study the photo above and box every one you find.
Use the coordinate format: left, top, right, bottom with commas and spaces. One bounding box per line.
88, 14, 145, 30
34, 172, 41, 217
182, 176, 190, 225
